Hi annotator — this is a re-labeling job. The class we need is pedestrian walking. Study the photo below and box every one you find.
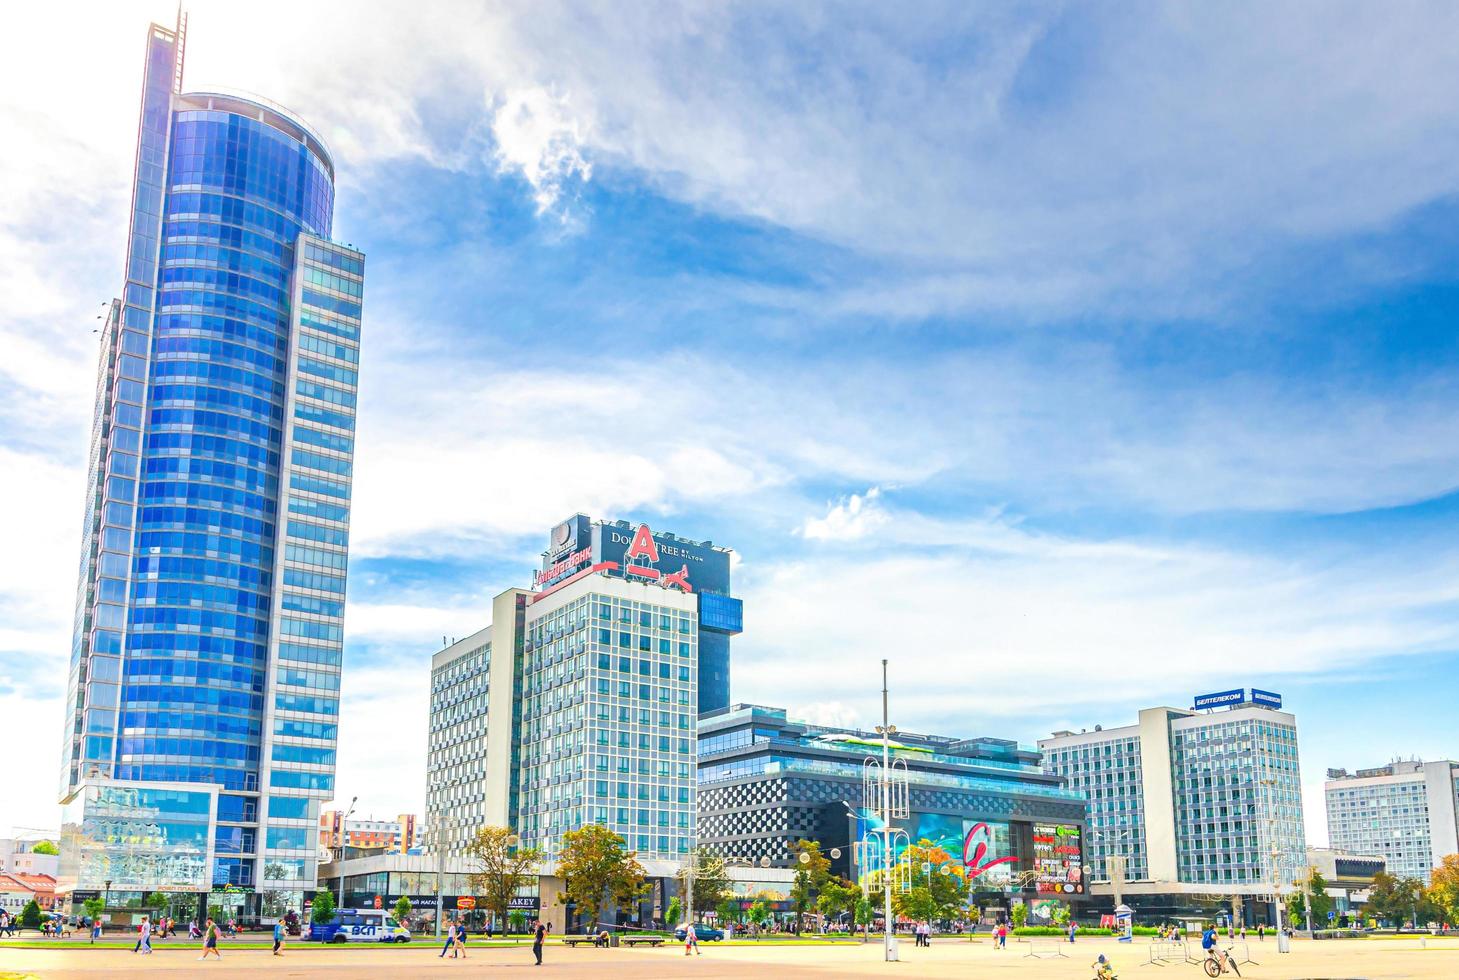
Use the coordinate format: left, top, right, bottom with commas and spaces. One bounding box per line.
133, 915, 153, 954
91, 917, 103, 943
454, 920, 468, 959
685, 921, 700, 956
272, 918, 285, 955
439, 919, 457, 958
1257, 924, 1265, 941
199, 918, 222, 961
533, 919, 546, 966
1068, 919, 1078, 944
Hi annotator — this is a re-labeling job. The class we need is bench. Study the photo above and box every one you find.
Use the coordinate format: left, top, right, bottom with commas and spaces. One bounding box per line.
562, 936, 607, 948
620, 936, 666, 947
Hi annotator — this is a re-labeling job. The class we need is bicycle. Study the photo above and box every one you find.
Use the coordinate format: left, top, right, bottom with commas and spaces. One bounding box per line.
1201, 946, 1241, 977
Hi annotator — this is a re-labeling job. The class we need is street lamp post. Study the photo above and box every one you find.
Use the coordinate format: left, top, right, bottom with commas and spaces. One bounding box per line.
336, 796, 357, 917
1086, 828, 1132, 909
875, 659, 898, 962
1260, 776, 1289, 953
432, 815, 454, 939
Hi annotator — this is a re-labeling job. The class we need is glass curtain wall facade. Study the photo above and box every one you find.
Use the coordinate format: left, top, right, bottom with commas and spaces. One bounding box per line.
1041, 734, 1150, 881
518, 576, 699, 861
60, 19, 363, 913
1170, 714, 1304, 887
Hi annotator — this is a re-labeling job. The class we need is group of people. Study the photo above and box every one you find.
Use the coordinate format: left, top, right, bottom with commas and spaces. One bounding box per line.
125, 915, 227, 960
911, 921, 933, 946
437, 917, 550, 966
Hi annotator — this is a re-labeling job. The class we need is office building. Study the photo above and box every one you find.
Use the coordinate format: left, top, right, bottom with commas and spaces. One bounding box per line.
427, 520, 720, 929
1325, 759, 1459, 883
697, 703, 1088, 917
58, 15, 364, 920
1039, 689, 1306, 923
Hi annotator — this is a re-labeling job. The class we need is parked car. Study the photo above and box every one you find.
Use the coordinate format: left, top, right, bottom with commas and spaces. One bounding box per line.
674, 925, 725, 942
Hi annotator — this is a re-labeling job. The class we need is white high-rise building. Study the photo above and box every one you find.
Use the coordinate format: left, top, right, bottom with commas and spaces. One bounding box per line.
427, 522, 723, 869
1324, 760, 1459, 883
1039, 691, 1305, 921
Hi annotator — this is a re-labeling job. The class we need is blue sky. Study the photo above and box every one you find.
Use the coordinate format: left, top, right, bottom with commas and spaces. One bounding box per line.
3, 1, 1459, 844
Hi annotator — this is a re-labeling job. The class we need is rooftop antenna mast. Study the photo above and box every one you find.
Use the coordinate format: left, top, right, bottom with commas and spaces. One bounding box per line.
172, 5, 188, 95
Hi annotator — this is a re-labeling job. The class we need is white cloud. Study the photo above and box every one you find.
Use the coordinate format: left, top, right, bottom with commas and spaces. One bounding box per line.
345, 602, 492, 646
788, 700, 861, 729
800, 487, 887, 541
736, 510, 1459, 723
490, 86, 593, 219
323, 662, 432, 820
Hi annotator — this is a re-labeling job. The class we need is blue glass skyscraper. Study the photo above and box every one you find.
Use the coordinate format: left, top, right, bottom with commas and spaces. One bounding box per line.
58, 16, 364, 917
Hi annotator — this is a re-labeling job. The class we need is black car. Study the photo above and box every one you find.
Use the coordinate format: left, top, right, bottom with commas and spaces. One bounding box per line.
674, 925, 725, 942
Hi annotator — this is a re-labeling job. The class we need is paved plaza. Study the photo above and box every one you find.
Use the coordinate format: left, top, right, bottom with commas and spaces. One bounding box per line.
2, 936, 1459, 979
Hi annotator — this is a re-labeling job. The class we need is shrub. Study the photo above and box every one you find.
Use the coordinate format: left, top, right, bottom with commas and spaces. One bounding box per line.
310, 890, 336, 924
20, 899, 43, 929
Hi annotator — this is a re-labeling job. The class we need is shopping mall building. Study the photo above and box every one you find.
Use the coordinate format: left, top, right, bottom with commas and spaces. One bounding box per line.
696, 703, 1090, 923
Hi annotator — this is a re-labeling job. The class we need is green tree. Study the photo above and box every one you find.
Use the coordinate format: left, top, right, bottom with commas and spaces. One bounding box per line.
854, 896, 875, 942
1367, 873, 1427, 927
20, 899, 42, 930
1307, 869, 1333, 925
665, 896, 682, 926
508, 910, 527, 934
1428, 854, 1459, 926
83, 897, 105, 922
674, 847, 731, 918
1011, 903, 1029, 929
311, 890, 337, 925
789, 840, 831, 933
556, 824, 647, 930
393, 895, 413, 927
1365, 872, 1405, 924
748, 900, 771, 937
31, 840, 59, 856
716, 897, 740, 930
817, 877, 859, 930
464, 826, 542, 936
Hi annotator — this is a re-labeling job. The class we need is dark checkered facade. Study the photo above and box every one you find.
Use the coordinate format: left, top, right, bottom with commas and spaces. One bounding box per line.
699, 771, 1086, 868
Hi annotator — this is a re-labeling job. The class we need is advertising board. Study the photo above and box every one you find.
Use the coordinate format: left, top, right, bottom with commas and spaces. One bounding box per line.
1192, 689, 1245, 710
1031, 823, 1084, 895
1250, 688, 1283, 709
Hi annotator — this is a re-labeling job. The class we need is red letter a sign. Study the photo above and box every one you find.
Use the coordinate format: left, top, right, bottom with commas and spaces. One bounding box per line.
625, 524, 660, 564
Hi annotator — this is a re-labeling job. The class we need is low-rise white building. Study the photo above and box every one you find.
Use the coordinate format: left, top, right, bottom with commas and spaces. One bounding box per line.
0, 839, 59, 878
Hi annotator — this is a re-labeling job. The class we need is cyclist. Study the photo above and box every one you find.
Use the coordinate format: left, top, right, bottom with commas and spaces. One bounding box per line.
1200, 924, 1240, 976
1091, 952, 1117, 979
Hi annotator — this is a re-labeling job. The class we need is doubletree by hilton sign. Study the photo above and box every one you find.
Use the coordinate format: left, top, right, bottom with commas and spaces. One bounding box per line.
532, 523, 695, 599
